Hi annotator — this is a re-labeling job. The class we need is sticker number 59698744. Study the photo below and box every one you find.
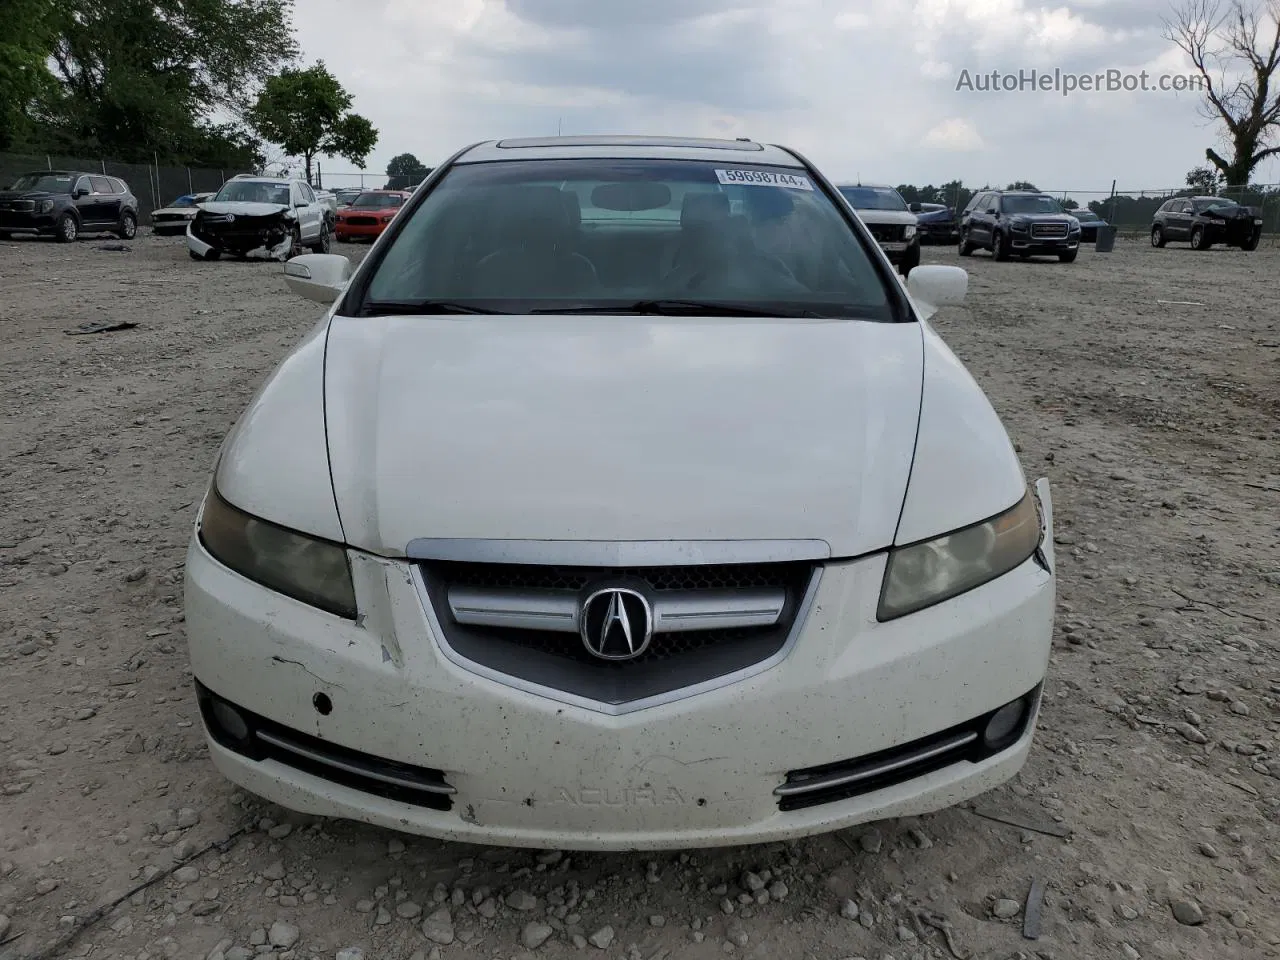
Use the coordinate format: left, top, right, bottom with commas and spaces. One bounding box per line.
714, 169, 814, 190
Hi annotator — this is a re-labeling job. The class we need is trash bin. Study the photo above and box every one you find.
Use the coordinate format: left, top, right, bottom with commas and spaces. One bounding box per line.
1094, 224, 1117, 253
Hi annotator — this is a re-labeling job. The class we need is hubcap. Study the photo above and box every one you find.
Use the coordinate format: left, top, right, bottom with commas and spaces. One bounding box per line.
63, 219, 75, 240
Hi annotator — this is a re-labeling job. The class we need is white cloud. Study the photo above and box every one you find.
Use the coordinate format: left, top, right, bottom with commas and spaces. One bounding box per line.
923, 118, 986, 151
283, 0, 1280, 192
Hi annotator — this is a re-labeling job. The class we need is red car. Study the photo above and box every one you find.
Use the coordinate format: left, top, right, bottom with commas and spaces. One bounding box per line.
335, 190, 411, 242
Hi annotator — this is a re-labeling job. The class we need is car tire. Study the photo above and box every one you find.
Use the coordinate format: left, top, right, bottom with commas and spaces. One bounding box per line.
958, 230, 973, 256
1151, 225, 1166, 248
116, 210, 138, 240
288, 225, 304, 259
0, 230, 11, 241
898, 245, 920, 278
1058, 249, 1078, 263
190, 247, 221, 261
1190, 225, 1211, 250
55, 212, 79, 243
992, 230, 1010, 261
311, 223, 331, 254
1240, 230, 1260, 251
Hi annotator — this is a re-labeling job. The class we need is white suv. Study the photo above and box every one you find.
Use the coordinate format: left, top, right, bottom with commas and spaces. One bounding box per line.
187, 175, 330, 261
184, 135, 1055, 850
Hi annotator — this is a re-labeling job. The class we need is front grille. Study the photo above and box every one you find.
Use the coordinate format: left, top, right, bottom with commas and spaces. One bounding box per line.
1030, 222, 1068, 239
776, 686, 1042, 811
0, 200, 35, 212
195, 680, 454, 811
344, 215, 378, 226
867, 223, 904, 243
419, 560, 819, 706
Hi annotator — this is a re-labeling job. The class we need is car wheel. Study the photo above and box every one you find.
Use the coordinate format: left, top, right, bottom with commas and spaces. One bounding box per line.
312, 223, 331, 254
289, 226, 304, 259
55, 212, 79, 243
1151, 225, 1166, 248
116, 210, 138, 240
1190, 225, 1211, 250
992, 230, 1010, 261
1058, 249, 1078, 263
958, 230, 973, 256
1240, 230, 1260, 251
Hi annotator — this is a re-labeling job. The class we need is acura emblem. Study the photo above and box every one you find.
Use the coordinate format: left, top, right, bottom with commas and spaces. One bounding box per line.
580, 587, 654, 661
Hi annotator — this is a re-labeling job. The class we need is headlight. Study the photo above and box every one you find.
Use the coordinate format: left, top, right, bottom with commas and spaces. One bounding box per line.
1068, 221, 1081, 233
381, 214, 394, 222
878, 491, 1041, 621
1009, 220, 1028, 232
198, 488, 357, 618
38, 200, 55, 214
903, 224, 916, 239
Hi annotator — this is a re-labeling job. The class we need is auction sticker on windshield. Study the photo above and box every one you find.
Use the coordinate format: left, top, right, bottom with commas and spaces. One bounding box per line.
715, 169, 814, 190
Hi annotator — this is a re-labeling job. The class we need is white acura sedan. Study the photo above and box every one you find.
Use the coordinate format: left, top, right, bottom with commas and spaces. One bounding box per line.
185, 135, 1056, 850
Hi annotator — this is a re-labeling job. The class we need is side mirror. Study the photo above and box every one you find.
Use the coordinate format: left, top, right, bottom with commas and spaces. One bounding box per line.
987, 207, 999, 216
284, 254, 353, 304
908, 202, 922, 213
906, 265, 968, 321
74, 187, 89, 199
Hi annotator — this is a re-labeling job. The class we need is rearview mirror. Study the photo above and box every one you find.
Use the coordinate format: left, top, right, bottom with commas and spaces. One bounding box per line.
284, 253, 353, 304
906, 265, 967, 321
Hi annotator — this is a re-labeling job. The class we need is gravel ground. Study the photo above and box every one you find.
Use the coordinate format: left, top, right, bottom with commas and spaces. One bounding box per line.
1, 231, 1277, 960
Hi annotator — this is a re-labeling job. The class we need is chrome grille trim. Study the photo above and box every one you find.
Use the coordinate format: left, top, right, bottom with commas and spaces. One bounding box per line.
773, 732, 977, 798
411, 563, 824, 716
448, 585, 786, 634
405, 538, 832, 567
1030, 222, 1068, 238
256, 729, 457, 796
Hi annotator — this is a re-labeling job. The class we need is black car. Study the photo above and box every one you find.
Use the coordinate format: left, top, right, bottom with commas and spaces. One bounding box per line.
1069, 208, 1108, 243
958, 190, 1081, 262
1150, 196, 1263, 251
0, 171, 140, 242
914, 202, 960, 244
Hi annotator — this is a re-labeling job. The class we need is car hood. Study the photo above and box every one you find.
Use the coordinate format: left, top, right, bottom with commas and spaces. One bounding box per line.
916, 209, 954, 222
197, 201, 291, 217
322, 315, 926, 557
0, 190, 60, 202
152, 206, 197, 216
1007, 213, 1074, 224
853, 210, 918, 225
1199, 204, 1260, 219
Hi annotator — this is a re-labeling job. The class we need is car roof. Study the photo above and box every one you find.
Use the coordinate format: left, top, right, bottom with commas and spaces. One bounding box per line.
834, 182, 896, 190
456, 135, 802, 167
228, 175, 292, 184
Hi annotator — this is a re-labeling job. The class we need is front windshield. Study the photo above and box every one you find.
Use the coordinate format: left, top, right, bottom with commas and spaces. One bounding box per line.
352, 192, 404, 209
359, 158, 897, 321
10, 173, 75, 194
1192, 198, 1237, 212
213, 181, 291, 205
1073, 210, 1098, 220
837, 186, 908, 211
1003, 195, 1064, 215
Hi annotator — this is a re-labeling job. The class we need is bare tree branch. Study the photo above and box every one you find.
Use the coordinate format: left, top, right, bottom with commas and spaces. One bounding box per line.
1165, 0, 1280, 183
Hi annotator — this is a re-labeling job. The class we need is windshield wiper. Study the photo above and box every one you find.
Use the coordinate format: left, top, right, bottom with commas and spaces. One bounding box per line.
528, 300, 822, 318
360, 299, 506, 316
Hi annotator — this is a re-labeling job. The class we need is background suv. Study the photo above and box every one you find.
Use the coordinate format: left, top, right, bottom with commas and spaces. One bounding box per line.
959, 190, 1080, 262
835, 183, 921, 276
0, 170, 139, 242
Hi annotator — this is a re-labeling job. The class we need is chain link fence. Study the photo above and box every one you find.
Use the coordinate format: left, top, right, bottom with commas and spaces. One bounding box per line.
0, 152, 252, 225
5, 152, 1279, 237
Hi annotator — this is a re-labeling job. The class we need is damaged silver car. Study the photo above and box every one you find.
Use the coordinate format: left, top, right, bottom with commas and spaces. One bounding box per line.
187, 175, 331, 261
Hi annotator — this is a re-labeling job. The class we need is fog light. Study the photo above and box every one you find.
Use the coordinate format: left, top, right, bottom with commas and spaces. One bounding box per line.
211, 699, 250, 742
983, 699, 1027, 750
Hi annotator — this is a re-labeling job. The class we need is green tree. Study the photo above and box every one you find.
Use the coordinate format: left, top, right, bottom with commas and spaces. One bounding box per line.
250, 62, 378, 183
1185, 163, 1223, 193
1006, 181, 1039, 191
0, 0, 60, 148
1164, 0, 1280, 186
31, 0, 296, 163
386, 152, 430, 188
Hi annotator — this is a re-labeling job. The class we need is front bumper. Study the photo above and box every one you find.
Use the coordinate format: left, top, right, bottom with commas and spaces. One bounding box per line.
187, 220, 293, 261
877, 238, 920, 263
335, 220, 389, 239
0, 211, 57, 233
185, 482, 1055, 850
153, 218, 194, 235
1008, 232, 1079, 253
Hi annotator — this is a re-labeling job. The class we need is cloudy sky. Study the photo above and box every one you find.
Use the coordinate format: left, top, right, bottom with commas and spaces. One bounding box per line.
293, 0, 1280, 196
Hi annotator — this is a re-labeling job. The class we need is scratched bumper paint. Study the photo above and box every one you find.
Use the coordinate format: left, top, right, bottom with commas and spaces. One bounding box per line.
184, 482, 1054, 850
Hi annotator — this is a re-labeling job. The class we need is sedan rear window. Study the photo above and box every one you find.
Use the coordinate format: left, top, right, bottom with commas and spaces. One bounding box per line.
357, 158, 898, 321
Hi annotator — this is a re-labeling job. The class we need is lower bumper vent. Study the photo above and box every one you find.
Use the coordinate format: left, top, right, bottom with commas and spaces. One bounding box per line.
195, 680, 454, 811
775, 686, 1042, 812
